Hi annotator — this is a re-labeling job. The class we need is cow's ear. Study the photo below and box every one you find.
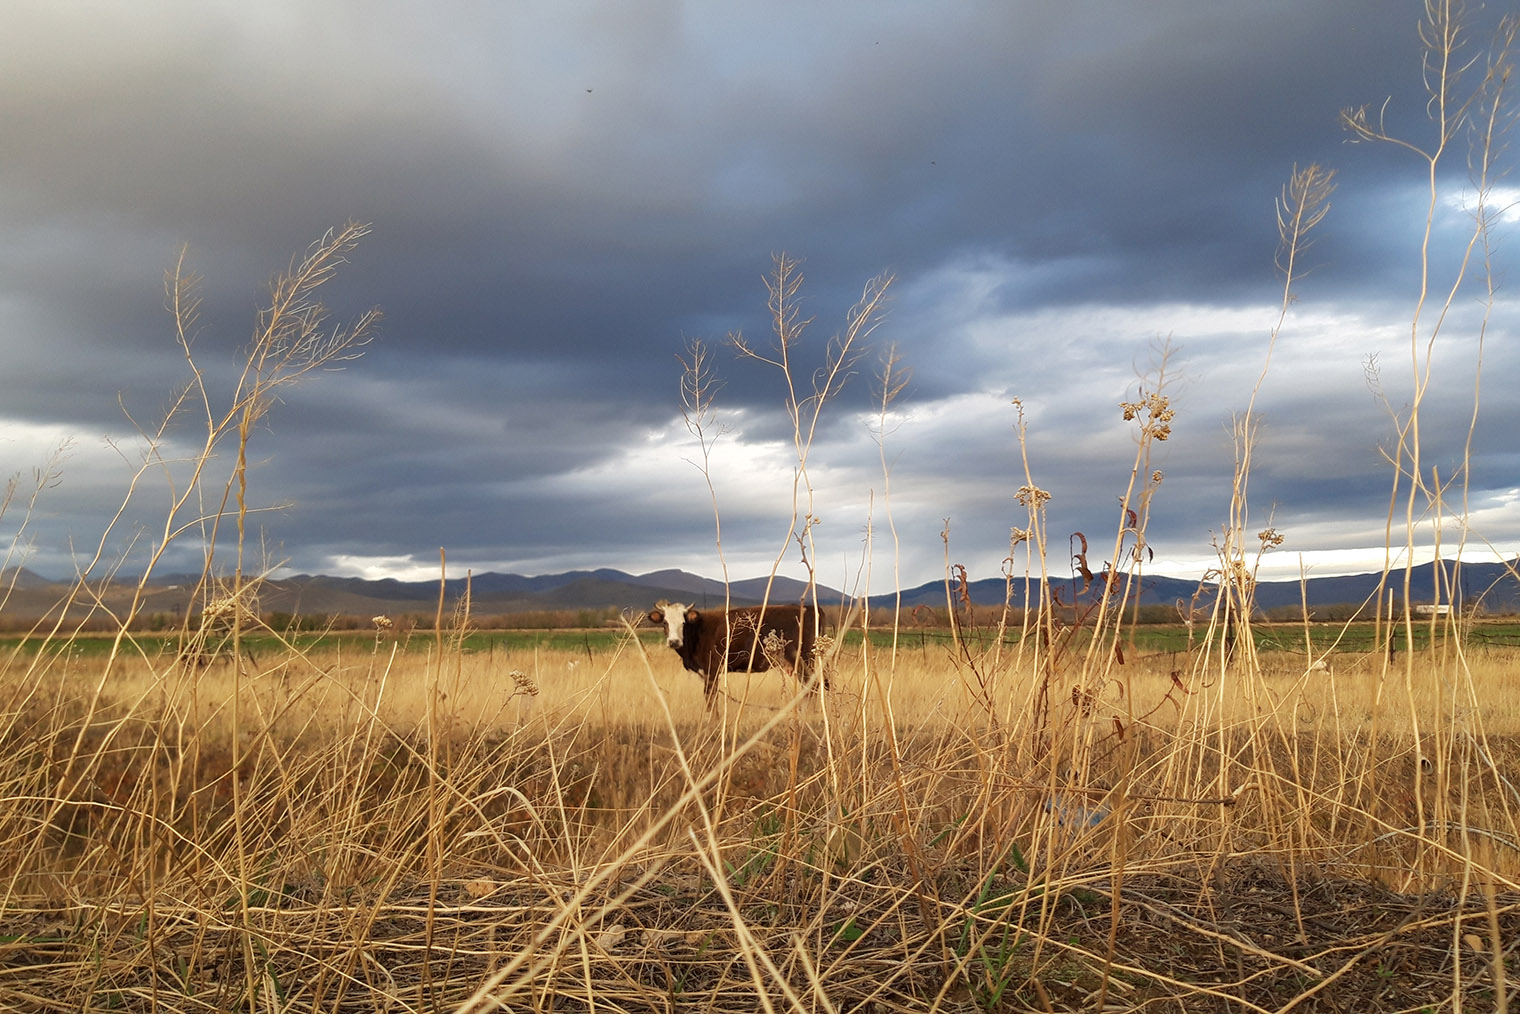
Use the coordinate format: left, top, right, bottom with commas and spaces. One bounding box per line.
685, 608, 700, 623
648, 609, 663, 624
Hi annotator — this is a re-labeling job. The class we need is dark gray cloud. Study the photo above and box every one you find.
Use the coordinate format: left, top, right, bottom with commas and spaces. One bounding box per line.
1, 0, 1516, 588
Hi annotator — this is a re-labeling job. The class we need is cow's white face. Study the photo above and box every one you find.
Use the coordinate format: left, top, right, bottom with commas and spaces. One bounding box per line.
652, 601, 693, 648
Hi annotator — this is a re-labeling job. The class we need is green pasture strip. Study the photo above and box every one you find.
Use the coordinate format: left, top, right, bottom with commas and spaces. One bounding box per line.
1251, 621, 1520, 653
2, 620, 1516, 660
859, 626, 1191, 653
823, 620, 1520, 656
450, 629, 649, 654
0, 628, 670, 657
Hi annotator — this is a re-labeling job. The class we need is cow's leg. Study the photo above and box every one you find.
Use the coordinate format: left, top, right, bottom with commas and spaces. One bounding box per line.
787, 644, 825, 694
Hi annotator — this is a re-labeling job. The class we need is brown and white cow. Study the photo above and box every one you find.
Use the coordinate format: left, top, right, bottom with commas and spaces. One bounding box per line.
647, 601, 824, 704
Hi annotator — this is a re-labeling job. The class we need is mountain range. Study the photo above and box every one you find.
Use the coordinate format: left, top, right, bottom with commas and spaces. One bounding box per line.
919, 559, 1520, 614
2, 558, 1516, 623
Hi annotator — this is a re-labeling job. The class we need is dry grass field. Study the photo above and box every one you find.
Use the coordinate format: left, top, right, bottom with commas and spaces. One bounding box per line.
3, 625, 1519, 1012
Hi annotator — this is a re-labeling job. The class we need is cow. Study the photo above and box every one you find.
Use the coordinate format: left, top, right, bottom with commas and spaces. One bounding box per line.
646, 601, 825, 705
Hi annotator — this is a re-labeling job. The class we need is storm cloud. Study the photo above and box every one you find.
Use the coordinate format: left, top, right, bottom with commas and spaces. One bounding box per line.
1, 0, 1515, 591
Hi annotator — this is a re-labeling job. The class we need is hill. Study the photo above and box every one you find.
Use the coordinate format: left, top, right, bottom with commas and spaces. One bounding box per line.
887, 558, 1520, 614
1, 559, 1514, 626
0, 568, 847, 625
253, 569, 839, 617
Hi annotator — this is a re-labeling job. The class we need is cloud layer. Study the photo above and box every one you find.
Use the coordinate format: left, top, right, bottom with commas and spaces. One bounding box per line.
1, 1, 1516, 591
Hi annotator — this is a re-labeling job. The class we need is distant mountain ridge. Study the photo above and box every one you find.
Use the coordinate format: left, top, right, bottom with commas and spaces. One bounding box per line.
186, 568, 845, 619
888, 558, 1520, 614
3, 559, 1517, 622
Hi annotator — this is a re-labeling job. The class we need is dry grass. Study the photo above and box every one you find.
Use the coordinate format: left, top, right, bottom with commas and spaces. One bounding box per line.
3, 634, 1520, 1012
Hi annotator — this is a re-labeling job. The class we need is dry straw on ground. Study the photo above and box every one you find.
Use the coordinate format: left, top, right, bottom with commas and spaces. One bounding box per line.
4, 637, 1520, 1012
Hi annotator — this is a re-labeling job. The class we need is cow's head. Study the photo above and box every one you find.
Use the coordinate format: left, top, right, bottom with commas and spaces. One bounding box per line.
648, 601, 696, 649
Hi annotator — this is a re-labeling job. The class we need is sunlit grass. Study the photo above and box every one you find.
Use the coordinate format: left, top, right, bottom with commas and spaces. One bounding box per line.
5, 633, 1520, 1010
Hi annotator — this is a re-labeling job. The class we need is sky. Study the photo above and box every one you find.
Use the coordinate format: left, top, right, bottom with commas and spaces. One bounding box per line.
1, 0, 1518, 596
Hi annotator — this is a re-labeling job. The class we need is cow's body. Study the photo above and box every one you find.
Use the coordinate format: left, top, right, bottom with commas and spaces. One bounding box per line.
647, 601, 824, 704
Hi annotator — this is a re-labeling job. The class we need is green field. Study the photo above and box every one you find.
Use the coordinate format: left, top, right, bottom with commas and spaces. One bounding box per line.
13, 617, 1519, 661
